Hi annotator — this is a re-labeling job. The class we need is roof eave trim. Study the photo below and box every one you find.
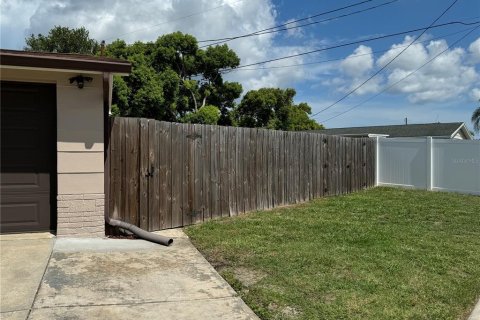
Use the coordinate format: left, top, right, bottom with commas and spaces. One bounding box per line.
0, 53, 131, 74
450, 123, 473, 140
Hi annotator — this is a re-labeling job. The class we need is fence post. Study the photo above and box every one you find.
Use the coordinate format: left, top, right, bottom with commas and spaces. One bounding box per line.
426, 137, 433, 190
375, 136, 380, 186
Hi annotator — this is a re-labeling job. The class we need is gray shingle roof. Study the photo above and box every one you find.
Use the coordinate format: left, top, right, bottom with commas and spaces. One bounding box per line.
317, 122, 465, 138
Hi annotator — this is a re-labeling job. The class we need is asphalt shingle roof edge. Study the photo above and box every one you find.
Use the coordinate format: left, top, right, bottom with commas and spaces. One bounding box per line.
315, 122, 468, 138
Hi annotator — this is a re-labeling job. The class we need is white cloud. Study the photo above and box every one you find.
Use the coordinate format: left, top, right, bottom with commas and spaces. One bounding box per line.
468, 37, 480, 63
471, 88, 480, 101
224, 44, 316, 92
377, 35, 429, 70
0, 0, 39, 49
382, 38, 478, 103
17, 0, 275, 46
340, 45, 373, 77
328, 36, 479, 104
333, 44, 381, 95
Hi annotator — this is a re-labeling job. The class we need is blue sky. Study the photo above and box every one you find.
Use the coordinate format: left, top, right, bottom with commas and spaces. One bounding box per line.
1, 0, 479, 134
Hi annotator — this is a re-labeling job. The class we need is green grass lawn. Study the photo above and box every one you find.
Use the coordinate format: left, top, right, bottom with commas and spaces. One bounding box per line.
185, 187, 480, 320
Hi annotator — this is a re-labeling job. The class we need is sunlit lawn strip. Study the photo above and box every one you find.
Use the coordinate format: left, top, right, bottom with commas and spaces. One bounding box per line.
185, 187, 480, 320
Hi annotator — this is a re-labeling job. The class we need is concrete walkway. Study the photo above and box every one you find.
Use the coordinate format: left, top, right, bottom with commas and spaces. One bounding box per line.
1, 230, 258, 320
0, 233, 54, 320
469, 299, 480, 320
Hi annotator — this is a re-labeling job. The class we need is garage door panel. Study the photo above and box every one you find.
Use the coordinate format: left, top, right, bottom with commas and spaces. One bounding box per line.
1, 150, 51, 171
1, 81, 56, 233
1, 173, 50, 191
0, 195, 50, 232
1, 128, 41, 148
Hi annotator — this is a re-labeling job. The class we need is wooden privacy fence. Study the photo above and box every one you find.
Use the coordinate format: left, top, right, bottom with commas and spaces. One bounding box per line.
106, 117, 376, 231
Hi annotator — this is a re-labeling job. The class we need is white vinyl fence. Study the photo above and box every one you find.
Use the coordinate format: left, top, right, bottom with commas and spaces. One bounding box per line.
376, 137, 480, 195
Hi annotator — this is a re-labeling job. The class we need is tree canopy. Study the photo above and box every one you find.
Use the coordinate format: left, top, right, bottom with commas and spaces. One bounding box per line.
106, 32, 242, 123
234, 88, 324, 131
25, 26, 99, 54
181, 105, 221, 125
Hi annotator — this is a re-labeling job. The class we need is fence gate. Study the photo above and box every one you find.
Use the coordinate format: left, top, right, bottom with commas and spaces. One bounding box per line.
108, 118, 198, 231
107, 117, 376, 232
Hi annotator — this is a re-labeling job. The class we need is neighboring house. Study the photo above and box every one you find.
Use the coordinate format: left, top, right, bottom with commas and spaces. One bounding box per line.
0, 49, 131, 237
316, 122, 473, 140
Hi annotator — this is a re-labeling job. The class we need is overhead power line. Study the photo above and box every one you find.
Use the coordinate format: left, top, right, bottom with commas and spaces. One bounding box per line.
199, 0, 398, 48
199, 0, 374, 43
221, 27, 472, 72
316, 26, 480, 123
220, 20, 478, 72
310, 0, 459, 117
104, 0, 243, 41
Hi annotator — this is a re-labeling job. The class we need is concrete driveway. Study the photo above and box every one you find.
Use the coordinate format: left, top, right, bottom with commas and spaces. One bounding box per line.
1, 233, 54, 320
1, 230, 258, 320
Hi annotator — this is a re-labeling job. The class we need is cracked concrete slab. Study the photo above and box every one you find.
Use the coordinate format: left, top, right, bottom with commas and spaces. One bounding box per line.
0, 233, 54, 318
0, 310, 30, 320
29, 297, 256, 320
31, 229, 259, 319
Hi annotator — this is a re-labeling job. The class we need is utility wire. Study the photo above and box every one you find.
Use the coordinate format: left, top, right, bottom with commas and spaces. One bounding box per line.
199, 0, 398, 48
221, 27, 472, 72
310, 0, 460, 117
198, 0, 374, 44
220, 20, 478, 72
104, 0, 243, 41
315, 26, 480, 123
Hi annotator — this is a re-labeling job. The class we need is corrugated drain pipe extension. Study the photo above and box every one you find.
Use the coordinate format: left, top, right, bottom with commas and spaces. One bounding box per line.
105, 210, 173, 246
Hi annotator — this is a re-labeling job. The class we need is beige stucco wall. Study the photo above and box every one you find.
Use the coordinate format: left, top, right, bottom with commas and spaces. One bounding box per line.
1, 67, 105, 237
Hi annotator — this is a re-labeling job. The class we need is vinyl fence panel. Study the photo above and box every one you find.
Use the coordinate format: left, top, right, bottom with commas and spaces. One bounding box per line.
432, 139, 480, 194
377, 137, 480, 195
377, 138, 428, 188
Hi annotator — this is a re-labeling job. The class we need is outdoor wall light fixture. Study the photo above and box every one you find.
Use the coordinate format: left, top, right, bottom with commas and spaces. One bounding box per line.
69, 75, 93, 89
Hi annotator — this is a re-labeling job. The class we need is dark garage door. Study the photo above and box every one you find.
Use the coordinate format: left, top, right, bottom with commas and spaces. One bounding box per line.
1, 81, 56, 233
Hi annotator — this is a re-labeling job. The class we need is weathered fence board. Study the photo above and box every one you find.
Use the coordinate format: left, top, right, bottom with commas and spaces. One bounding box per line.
107, 117, 376, 231
171, 123, 183, 228
228, 126, 238, 216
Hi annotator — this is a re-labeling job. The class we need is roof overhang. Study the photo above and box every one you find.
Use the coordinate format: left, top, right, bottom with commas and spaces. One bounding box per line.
0, 49, 131, 75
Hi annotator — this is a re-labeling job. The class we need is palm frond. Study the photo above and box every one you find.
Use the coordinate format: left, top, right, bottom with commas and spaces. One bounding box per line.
472, 106, 480, 133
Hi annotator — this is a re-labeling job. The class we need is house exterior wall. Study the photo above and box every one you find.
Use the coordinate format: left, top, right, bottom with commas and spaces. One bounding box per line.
1, 67, 105, 237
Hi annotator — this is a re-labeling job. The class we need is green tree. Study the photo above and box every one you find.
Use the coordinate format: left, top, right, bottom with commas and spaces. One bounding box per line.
472, 100, 480, 133
182, 105, 221, 125
208, 81, 243, 125
233, 88, 323, 131
25, 26, 99, 54
282, 102, 324, 131
113, 54, 165, 119
107, 32, 242, 121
